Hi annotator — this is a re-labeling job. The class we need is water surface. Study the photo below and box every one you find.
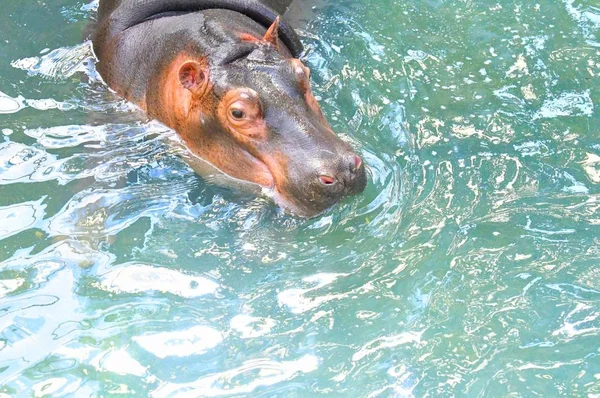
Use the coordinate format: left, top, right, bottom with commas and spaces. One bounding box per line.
1, 0, 600, 396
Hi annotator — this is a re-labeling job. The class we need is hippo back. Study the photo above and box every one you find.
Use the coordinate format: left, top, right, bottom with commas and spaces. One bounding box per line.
94, 0, 302, 59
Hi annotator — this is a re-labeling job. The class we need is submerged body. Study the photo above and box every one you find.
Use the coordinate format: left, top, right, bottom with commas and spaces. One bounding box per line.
92, 0, 367, 216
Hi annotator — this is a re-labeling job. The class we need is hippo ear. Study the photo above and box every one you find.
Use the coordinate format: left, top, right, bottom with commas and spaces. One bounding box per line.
263, 16, 280, 50
178, 61, 207, 95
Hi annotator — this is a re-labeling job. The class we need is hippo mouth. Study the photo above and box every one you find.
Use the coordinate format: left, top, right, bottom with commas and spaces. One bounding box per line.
235, 151, 316, 216
182, 147, 332, 216
182, 147, 299, 208
180, 148, 265, 193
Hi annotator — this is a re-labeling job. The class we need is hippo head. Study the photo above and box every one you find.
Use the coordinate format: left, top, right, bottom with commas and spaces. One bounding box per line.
172, 18, 366, 217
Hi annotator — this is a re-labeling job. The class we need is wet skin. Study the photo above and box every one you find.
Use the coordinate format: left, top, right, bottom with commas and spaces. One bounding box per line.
92, 0, 367, 216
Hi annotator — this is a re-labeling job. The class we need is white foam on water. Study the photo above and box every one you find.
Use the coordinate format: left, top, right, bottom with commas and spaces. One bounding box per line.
0, 91, 74, 115
11, 42, 94, 79
24, 124, 109, 149
535, 90, 594, 119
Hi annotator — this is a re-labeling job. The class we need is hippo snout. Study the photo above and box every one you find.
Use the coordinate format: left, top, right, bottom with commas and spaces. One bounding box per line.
270, 147, 366, 216
317, 152, 367, 196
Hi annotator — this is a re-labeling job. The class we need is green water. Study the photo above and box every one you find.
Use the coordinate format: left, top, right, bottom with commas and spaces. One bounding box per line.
1, 0, 600, 396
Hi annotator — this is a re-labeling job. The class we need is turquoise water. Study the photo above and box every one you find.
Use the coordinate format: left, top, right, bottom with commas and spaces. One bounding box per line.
1, 0, 600, 395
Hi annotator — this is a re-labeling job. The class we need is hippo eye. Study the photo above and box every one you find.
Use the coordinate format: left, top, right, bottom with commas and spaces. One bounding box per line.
231, 109, 245, 119
227, 98, 262, 124
220, 90, 265, 137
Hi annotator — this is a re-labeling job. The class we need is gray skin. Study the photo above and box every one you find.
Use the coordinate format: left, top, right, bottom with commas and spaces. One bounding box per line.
92, 0, 367, 216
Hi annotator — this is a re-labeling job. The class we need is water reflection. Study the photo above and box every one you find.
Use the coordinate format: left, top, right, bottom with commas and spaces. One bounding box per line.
96, 263, 219, 298
0, 91, 25, 114
11, 42, 94, 80
0, 200, 45, 240
134, 326, 223, 359
152, 355, 320, 397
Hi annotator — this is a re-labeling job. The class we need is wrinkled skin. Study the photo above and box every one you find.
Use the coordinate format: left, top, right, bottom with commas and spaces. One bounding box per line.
93, 0, 366, 216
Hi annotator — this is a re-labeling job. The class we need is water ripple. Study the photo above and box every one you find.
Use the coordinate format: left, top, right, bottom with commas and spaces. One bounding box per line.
11, 42, 95, 80
95, 263, 219, 298
151, 355, 320, 397
134, 326, 223, 359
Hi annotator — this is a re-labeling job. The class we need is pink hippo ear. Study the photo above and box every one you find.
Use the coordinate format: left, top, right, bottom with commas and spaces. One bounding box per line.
178, 61, 208, 95
263, 16, 280, 50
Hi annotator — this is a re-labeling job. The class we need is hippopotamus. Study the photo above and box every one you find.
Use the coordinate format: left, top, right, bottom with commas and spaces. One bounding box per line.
92, 0, 367, 216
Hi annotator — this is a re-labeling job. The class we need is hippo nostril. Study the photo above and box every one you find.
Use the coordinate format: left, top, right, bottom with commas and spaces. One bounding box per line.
353, 155, 362, 170
319, 175, 336, 186
346, 154, 362, 173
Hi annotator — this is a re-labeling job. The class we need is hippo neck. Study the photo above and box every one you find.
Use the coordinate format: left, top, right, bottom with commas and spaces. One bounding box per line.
108, 0, 303, 57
